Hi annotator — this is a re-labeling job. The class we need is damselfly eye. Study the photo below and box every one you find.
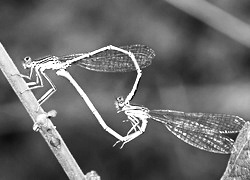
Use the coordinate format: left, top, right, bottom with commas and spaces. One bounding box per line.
117, 96, 124, 102
22, 56, 32, 69
114, 96, 125, 110
24, 56, 31, 62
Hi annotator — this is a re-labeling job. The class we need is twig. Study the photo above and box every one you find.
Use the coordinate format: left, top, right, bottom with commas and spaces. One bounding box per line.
0, 43, 86, 180
165, 0, 250, 48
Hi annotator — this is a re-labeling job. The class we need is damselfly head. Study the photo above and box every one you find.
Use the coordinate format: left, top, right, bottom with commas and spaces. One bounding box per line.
115, 96, 125, 111
22, 56, 32, 69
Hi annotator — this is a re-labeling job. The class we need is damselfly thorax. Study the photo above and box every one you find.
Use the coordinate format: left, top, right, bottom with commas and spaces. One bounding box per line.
23, 55, 71, 71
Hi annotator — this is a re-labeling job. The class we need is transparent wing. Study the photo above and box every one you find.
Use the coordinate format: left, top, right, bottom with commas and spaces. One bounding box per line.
165, 124, 234, 153
150, 110, 245, 134
149, 110, 245, 153
58, 44, 155, 72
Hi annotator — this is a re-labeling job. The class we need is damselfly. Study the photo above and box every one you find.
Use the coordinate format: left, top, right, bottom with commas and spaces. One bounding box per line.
21, 44, 155, 106
20, 44, 155, 142
114, 96, 245, 154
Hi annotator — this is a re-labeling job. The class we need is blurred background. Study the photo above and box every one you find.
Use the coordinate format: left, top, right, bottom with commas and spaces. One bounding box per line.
1, 0, 250, 179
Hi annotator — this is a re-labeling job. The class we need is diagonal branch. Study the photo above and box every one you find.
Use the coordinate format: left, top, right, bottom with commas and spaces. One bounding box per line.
0, 43, 86, 180
165, 0, 250, 48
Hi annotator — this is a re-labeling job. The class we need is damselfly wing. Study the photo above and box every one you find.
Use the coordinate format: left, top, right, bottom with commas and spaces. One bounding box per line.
58, 44, 155, 72
149, 110, 245, 153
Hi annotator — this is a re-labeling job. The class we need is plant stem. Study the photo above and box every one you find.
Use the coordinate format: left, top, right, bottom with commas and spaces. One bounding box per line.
0, 43, 86, 180
165, 0, 250, 48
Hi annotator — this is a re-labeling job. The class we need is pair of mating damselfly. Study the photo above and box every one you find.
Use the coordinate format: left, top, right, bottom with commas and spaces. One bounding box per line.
20, 44, 245, 154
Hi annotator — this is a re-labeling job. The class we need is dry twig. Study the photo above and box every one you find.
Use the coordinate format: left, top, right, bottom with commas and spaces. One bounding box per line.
0, 43, 87, 180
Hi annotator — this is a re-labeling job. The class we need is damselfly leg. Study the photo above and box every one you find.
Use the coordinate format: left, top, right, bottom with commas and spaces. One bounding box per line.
37, 71, 56, 105
113, 96, 150, 148
20, 56, 57, 106
123, 115, 141, 135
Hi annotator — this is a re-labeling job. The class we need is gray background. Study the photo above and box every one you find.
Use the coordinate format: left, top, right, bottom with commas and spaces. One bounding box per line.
0, 0, 250, 179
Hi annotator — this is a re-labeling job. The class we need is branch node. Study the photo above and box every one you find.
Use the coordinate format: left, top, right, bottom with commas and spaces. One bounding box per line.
33, 110, 57, 132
